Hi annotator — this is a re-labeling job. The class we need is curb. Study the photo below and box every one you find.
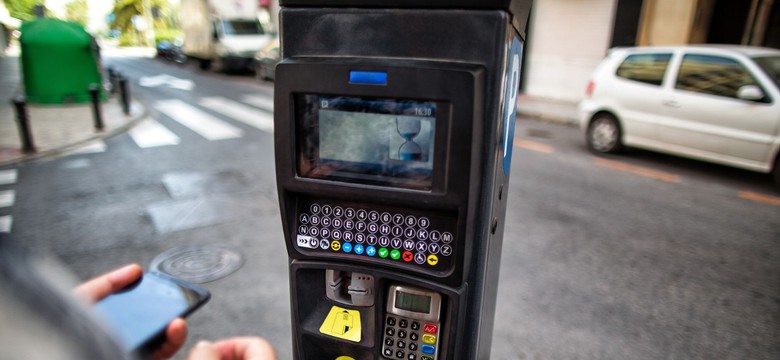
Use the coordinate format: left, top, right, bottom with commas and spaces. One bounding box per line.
0, 97, 148, 167
517, 109, 579, 127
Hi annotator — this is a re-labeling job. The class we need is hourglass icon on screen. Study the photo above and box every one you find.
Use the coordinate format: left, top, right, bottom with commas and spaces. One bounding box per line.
396, 118, 422, 161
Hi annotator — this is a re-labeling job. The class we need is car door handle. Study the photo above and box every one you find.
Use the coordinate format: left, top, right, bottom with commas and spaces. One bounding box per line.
662, 99, 681, 108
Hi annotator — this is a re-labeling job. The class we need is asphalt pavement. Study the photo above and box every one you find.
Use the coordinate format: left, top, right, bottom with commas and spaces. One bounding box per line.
4, 48, 777, 360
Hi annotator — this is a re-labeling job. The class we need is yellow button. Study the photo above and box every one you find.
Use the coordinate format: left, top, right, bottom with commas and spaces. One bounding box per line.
331, 240, 341, 251
335, 357, 355, 360
422, 334, 437, 344
427, 254, 439, 266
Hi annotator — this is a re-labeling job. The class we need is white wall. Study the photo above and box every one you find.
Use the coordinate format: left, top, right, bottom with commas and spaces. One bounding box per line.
524, 0, 618, 102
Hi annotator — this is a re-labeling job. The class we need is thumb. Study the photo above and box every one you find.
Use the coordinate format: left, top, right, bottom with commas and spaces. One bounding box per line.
187, 341, 220, 360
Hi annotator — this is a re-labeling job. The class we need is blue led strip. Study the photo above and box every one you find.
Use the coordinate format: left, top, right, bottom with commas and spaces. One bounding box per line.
349, 71, 388, 85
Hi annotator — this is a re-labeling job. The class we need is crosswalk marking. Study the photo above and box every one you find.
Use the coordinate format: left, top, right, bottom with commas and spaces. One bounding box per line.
0, 190, 14, 208
199, 97, 274, 133
129, 117, 181, 148
241, 95, 274, 112
155, 99, 244, 140
0, 215, 11, 233
0, 169, 17, 185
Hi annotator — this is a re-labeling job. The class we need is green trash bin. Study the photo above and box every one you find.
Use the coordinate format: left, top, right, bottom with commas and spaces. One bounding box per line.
19, 18, 104, 104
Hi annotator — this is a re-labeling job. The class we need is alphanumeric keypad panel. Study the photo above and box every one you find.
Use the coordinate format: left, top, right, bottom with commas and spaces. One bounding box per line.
294, 198, 456, 274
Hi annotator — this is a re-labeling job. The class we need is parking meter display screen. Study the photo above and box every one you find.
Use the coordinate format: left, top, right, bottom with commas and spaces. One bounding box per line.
296, 95, 437, 190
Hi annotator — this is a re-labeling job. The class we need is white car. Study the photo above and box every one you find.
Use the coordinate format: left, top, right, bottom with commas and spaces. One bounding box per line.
579, 46, 780, 187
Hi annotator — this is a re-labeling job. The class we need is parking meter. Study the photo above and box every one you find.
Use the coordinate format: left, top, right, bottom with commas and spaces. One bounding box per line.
274, 1, 532, 359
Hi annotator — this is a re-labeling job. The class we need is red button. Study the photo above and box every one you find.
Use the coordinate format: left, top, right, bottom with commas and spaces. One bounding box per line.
423, 323, 438, 334
402, 251, 414, 262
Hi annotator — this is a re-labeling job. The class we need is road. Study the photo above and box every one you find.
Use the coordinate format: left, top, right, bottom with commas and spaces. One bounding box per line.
1, 53, 778, 360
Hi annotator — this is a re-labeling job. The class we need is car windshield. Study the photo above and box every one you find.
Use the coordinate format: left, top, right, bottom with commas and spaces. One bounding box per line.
222, 20, 265, 35
753, 56, 780, 88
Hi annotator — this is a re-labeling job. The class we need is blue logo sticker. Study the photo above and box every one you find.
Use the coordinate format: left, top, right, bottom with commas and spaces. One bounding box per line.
502, 37, 523, 176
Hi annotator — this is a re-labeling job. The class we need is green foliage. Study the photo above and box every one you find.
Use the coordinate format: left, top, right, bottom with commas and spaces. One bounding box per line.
64, 0, 89, 26
154, 28, 182, 44
5, 0, 45, 21
110, 0, 180, 46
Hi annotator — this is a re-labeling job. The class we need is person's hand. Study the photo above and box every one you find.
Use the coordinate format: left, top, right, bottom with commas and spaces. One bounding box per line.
72, 264, 188, 359
186, 337, 277, 360
72, 263, 143, 304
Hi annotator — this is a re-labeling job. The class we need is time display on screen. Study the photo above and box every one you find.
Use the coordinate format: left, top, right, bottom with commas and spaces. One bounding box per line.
296, 94, 439, 190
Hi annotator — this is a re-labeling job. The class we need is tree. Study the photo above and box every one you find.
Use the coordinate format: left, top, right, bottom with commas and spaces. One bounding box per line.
5, 0, 45, 21
64, 0, 88, 26
110, 0, 178, 45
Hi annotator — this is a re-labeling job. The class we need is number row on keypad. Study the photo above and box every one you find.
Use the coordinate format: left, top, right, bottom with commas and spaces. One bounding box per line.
307, 204, 431, 228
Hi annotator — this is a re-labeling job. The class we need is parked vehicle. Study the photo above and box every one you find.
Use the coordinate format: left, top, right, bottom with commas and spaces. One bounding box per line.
579, 45, 780, 187
179, 0, 273, 72
254, 37, 279, 82
155, 39, 186, 64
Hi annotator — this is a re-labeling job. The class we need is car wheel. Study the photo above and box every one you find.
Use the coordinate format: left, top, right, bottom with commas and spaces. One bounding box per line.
198, 59, 212, 71
587, 113, 623, 154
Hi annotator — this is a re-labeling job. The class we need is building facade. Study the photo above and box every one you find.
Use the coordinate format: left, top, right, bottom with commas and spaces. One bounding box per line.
524, 0, 780, 102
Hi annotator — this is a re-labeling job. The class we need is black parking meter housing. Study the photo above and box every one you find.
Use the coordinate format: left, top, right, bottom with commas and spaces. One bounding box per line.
274, 1, 531, 359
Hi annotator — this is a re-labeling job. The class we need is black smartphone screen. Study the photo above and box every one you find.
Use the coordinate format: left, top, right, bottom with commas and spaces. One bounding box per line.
93, 272, 210, 353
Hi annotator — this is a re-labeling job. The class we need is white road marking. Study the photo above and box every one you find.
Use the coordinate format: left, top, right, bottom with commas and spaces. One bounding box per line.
0, 190, 14, 208
67, 141, 107, 155
129, 117, 181, 148
200, 97, 274, 133
155, 99, 244, 140
139, 74, 195, 91
0, 169, 17, 185
241, 95, 274, 112
0, 215, 11, 233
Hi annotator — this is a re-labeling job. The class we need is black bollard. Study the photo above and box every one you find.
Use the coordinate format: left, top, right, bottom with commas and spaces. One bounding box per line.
107, 67, 117, 94
12, 96, 35, 153
118, 75, 130, 115
88, 84, 104, 130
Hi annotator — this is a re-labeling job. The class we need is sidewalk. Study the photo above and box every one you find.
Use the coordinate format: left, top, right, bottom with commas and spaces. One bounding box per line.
0, 51, 146, 167
517, 94, 579, 126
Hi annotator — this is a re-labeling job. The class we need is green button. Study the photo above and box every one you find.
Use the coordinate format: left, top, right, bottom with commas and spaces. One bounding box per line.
378, 248, 389, 258
390, 249, 401, 260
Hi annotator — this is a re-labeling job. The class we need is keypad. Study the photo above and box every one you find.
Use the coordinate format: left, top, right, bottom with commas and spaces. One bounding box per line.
383, 315, 440, 360
295, 200, 455, 271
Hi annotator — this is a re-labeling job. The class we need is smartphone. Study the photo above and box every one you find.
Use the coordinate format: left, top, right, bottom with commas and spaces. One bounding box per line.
93, 271, 211, 356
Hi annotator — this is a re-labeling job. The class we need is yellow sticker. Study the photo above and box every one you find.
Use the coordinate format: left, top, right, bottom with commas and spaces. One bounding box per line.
319, 306, 362, 342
